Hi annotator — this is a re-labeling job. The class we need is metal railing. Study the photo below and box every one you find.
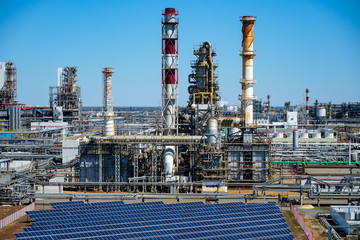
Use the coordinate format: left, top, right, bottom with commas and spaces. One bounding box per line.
290, 202, 315, 240
0, 202, 35, 229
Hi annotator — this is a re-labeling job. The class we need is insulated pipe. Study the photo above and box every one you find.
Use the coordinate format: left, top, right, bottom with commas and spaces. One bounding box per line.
240, 16, 256, 127
164, 146, 175, 178
293, 130, 299, 151
102, 68, 115, 136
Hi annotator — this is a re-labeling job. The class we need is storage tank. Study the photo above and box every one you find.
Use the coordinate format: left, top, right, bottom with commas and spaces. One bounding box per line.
229, 127, 240, 136
275, 132, 284, 138
316, 107, 326, 118
325, 132, 334, 138
312, 132, 321, 138
207, 118, 218, 144
285, 132, 292, 138
300, 132, 309, 138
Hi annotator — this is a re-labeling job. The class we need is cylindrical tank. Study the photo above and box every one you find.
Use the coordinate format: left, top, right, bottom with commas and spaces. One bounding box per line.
316, 107, 326, 118
325, 132, 334, 138
164, 146, 175, 177
293, 130, 299, 150
229, 127, 240, 136
312, 132, 321, 138
285, 132, 292, 138
207, 118, 218, 144
300, 132, 309, 138
275, 132, 284, 138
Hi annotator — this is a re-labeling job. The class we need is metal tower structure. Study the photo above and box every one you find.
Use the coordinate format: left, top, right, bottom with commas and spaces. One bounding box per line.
0, 62, 17, 105
188, 42, 220, 136
49, 67, 82, 123
102, 68, 115, 136
50, 67, 81, 110
240, 16, 256, 127
162, 8, 179, 136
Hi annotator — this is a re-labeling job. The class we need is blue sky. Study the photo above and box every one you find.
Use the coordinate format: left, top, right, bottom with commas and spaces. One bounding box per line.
1, 0, 359, 107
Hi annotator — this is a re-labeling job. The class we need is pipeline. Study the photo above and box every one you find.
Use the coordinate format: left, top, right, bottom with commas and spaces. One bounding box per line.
272, 161, 351, 164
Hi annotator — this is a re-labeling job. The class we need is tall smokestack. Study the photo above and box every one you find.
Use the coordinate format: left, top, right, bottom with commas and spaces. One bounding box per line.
102, 68, 115, 136
162, 8, 179, 136
162, 8, 179, 179
240, 16, 256, 127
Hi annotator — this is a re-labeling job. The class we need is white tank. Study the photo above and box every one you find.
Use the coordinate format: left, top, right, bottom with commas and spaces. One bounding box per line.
325, 132, 334, 138
285, 132, 292, 138
164, 146, 175, 177
316, 107, 326, 118
275, 132, 284, 138
300, 132, 309, 138
312, 132, 321, 138
207, 118, 218, 144
229, 127, 240, 136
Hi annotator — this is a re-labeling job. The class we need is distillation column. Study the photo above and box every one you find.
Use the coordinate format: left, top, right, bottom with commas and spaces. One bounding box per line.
162, 8, 179, 178
240, 16, 256, 127
102, 68, 115, 136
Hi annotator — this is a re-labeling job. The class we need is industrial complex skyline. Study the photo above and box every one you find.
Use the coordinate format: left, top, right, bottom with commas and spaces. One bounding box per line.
1, 0, 359, 107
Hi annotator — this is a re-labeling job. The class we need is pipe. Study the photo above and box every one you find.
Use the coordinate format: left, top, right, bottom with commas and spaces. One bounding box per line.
293, 130, 299, 150
164, 146, 175, 178
272, 161, 351, 164
91, 135, 203, 143
306, 88, 310, 126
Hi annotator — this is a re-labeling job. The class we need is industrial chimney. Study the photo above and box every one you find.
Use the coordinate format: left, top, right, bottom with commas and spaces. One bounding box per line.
162, 8, 179, 179
102, 68, 115, 136
162, 8, 179, 136
240, 16, 256, 127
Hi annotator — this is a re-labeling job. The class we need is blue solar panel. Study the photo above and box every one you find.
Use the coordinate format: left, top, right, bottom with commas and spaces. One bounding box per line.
18, 201, 294, 240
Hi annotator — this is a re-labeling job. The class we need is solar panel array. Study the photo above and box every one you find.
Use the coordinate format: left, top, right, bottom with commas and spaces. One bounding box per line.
16, 201, 294, 240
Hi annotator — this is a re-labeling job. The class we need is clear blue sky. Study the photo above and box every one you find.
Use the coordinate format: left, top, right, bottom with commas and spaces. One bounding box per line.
1, 0, 359, 107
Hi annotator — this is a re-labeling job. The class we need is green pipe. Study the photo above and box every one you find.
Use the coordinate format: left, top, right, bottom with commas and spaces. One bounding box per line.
271, 161, 350, 164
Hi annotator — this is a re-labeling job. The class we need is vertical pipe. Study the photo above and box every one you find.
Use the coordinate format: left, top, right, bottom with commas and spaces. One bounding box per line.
306, 88, 310, 126
102, 68, 115, 136
57, 68, 63, 87
349, 139, 351, 165
240, 16, 256, 127
293, 130, 299, 151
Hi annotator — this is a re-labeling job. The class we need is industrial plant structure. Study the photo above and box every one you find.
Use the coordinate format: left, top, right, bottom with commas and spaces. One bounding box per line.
0, 9, 359, 225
